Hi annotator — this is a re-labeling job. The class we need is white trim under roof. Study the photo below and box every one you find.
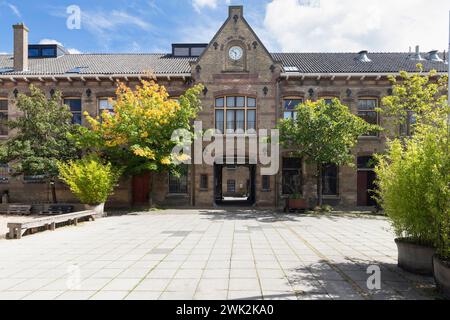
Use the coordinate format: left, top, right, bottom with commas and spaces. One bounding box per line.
0, 73, 192, 82
281, 71, 448, 79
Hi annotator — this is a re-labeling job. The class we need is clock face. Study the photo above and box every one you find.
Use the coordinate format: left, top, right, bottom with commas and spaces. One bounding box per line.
229, 46, 243, 61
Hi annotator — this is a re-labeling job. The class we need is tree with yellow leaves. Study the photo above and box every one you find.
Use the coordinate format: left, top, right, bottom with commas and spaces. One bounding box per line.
76, 80, 203, 205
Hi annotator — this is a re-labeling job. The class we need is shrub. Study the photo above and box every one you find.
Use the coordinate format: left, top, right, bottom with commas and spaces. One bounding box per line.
57, 155, 122, 205
374, 126, 449, 251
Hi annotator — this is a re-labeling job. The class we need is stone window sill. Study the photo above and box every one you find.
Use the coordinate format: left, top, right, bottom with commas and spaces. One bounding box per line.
167, 193, 189, 197
322, 195, 340, 199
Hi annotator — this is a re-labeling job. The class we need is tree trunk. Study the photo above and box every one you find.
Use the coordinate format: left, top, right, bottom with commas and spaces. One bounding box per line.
50, 179, 57, 204
148, 172, 155, 208
316, 164, 323, 207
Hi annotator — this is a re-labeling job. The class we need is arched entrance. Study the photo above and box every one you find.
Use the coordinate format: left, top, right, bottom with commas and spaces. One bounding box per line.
214, 161, 256, 206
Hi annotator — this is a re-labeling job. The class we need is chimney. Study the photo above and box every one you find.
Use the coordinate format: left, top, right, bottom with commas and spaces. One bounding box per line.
410, 45, 424, 61
356, 50, 371, 62
229, 5, 244, 21
427, 50, 443, 62
13, 23, 29, 72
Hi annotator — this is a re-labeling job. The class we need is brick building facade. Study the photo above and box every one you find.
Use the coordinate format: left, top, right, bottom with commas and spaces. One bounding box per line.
0, 6, 447, 209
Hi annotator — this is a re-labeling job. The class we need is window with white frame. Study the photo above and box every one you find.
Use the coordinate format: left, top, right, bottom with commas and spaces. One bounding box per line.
64, 98, 82, 125
399, 110, 417, 137
98, 98, 115, 115
168, 165, 188, 194
358, 98, 379, 136
322, 164, 338, 196
283, 98, 303, 120
215, 96, 256, 134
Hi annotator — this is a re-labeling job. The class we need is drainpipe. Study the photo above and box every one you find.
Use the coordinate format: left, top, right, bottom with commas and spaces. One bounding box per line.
275, 78, 281, 209
191, 164, 195, 207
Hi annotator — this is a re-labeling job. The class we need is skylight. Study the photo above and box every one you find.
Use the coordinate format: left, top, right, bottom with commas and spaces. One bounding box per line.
66, 66, 87, 74
284, 66, 299, 72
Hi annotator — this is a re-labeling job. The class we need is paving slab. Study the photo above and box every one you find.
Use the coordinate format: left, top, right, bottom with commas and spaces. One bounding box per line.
0, 210, 442, 300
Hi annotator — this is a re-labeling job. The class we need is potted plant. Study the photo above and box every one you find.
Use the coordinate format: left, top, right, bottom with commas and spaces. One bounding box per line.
374, 130, 446, 276
57, 154, 122, 217
433, 209, 450, 298
285, 193, 308, 212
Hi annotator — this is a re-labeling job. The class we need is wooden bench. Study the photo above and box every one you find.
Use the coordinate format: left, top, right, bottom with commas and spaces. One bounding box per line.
7, 210, 97, 239
40, 205, 74, 216
7, 205, 32, 215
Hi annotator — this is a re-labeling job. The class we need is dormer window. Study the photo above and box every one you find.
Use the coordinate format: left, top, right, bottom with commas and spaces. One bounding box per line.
42, 47, 56, 57
172, 44, 207, 57
28, 44, 67, 58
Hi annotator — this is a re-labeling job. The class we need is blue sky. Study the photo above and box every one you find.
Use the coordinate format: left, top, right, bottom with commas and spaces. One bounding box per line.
0, 0, 449, 54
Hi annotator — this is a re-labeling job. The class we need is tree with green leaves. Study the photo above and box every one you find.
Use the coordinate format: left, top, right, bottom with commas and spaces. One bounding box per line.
374, 124, 449, 250
0, 85, 81, 203
278, 99, 378, 207
57, 154, 123, 206
375, 65, 449, 259
381, 64, 449, 136
76, 80, 203, 206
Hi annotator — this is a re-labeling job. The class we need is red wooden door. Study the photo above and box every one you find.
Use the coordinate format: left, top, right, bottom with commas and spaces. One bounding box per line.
357, 171, 377, 206
132, 172, 150, 204
357, 171, 368, 206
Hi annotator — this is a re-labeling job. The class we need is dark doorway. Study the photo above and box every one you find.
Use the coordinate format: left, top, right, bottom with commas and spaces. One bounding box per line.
357, 171, 377, 206
214, 163, 256, 206
357, 156, 377, 206
132, 172, 150, 205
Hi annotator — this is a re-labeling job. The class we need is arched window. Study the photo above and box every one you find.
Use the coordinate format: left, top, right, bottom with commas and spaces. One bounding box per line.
215, 96, 256, 134
357, 98, 379, 136
283, 97, 303, 120
322, 164, 338, 195
63, 98, 82, 125
168, 165, 188, 194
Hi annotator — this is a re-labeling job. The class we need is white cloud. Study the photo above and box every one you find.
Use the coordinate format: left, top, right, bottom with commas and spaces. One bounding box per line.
82, 10, 153, 34
39, 39, 82, 54
39, 39, 63, 46
192, 0, 231, 12
178, 16, 222, 43
67, 48, 82, 54
264, 0, 450, 52
5, 2, 21, 18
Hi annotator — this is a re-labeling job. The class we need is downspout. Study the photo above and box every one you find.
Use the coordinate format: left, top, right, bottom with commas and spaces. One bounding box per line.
191, 164, 196, 207
275, 77, 281, 209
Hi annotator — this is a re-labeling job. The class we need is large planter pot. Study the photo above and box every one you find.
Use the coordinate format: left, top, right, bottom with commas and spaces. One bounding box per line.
433, 255, 450, 299
84, 203, 105, 217
285, 198, 308, 212
395, 238, 435, 276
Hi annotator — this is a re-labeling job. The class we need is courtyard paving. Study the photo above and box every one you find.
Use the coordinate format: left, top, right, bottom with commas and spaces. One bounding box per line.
0, 210, 442, 300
